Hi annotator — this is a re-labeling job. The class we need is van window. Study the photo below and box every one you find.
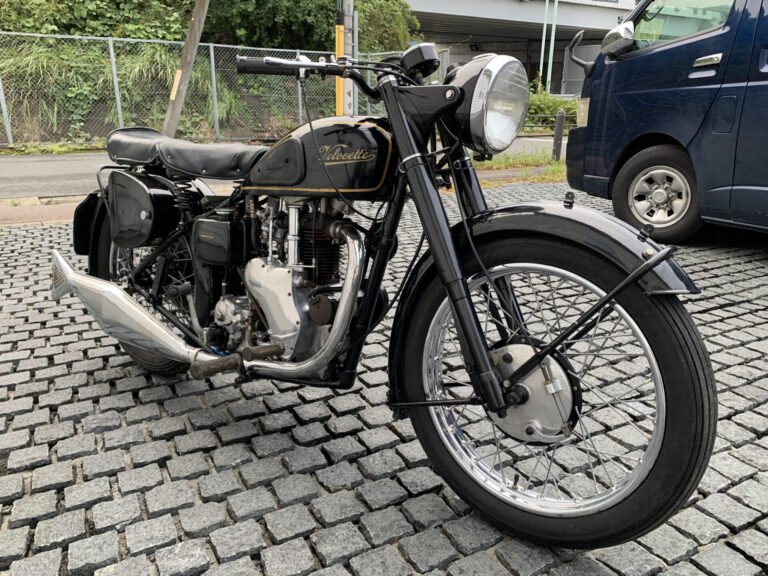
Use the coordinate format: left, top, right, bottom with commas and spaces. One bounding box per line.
633, 0, 735, 50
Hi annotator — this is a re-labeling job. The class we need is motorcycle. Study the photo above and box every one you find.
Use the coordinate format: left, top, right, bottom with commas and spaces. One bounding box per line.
52, 44, 716, 547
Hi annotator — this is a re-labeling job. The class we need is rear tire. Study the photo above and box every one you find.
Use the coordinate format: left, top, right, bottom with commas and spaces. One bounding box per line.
92, 215, 189, 376
612, 145, 702, 243
402, 236, 716, 547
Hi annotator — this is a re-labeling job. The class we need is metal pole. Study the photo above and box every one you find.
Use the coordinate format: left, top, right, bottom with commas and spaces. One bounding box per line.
352, 10, 359, 116
335, 1, 345, 115
546, 0, 560, 93
552, 109, 565, 161
108, 38, 124, 128
297, 49, 303, 123
539, 0, 550, 85
209, 44, 220, 139
366, 67, 372, 115
0, 75, 12, 146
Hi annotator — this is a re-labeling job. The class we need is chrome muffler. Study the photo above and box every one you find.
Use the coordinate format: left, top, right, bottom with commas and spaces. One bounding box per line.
50, 250, 218, 366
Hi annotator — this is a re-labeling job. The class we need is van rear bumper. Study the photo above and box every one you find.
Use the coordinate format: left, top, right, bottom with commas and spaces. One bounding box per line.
566, 127, 610, 198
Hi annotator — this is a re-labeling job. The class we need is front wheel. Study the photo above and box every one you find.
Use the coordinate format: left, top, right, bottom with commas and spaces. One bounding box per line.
402, 236, 715, 547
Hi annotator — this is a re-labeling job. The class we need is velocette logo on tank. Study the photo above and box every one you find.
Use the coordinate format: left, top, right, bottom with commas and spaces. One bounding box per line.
318, 144, 376, 166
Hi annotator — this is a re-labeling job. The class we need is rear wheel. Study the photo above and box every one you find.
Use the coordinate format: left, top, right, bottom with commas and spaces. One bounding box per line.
402, 236, 715, 547
92, 216, 191, 375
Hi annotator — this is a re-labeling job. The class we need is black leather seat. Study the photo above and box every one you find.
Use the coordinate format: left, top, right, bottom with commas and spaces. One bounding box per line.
106, 127, 269, 180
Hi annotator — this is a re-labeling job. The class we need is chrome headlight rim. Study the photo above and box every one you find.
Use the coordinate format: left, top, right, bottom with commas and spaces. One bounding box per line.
467, 55, 529, 155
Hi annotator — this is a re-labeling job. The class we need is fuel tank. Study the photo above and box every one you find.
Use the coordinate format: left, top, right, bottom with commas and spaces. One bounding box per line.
243, 116, 395, 200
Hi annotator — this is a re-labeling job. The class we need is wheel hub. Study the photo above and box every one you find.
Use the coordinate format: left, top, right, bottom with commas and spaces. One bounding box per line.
651, 188, 668, 205
489, 344, 578, 444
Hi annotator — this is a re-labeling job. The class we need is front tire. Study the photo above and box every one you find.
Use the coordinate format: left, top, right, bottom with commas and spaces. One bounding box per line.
402, 237, 715, 547
612, 145, 702, 243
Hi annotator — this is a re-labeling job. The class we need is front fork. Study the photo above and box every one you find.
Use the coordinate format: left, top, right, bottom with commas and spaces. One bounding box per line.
378, 78, 508, 414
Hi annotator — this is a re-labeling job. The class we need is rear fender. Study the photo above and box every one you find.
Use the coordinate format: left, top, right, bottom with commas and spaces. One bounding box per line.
386, 201, 698, 403
73, 191, 108, 276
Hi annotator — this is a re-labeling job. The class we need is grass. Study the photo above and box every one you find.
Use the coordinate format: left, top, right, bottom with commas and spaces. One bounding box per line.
472, 151, 567, 184
0, 142, 107, 155
473, 151, 556, 170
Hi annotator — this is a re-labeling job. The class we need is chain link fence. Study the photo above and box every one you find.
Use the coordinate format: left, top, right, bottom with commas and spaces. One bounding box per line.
0, 32, 449, 146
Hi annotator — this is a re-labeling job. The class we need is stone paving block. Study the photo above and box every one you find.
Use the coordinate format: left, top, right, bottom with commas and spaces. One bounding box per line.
310, 522, 370, 567
322, 436, 367, 463
260, 538, 317, 576
189, 408, 231, 431
83, 449, 126, 480
349, 545, 413, 576
292, 421, 331, 446
8, 548, 61, 576
697, 492, 761, 531
495, 538, 558, 576
729, 528, 768, 567
358, 427, 399, 452
316, 461, 364, 493
265, 503, 317, 543
0, 396, 33, 418
728, 478, 768, 512
328, 394, 366, 415
293, 401, 331, 424
309, 565, 349, 576
92, 493, 142, 532
33, 508, 87, 552
446, 552, 510, 576
251, 433, 294, 458
442, 512, 503, 555
168, 452, 210, 480
210, 519, 267, 563
218, 421, 260, 445
7, 444, 50, 472
592, 541, 665, 576
155, 538, 211, 576
396, 467, 445, 496
79, 384, 112, 402
326, 415, 364, 437
203, 557, 262, 576
399, 528, 460, 572
64, 476, 112, 510
0, 526, 31, 569
0, 472, 24, 504
227, 487, 277, 522
104, 423, 145, 449
68, 530, 119, 575
99, 391, 135, 412
179, 502, 227, 537
355, 478, 408, 510
55, 431, 97, 460
273, 473, 319, 506
212, 443, 253, 471
95, 555, 153, 576
359, 506, 414, 546
310, 490, 367, 527
146, 479, 196, 517
199, 470, 242, 502
637, 524, 698, 564
164, 396, 203, 417
549, 556, 615, 576
240, 457, 288, 488
283, 446, 328, 473
176, 429, 218, 454
228, 398, 266, 421
358, 406, 393, 428
260, 411, 298, 434
126, 514, 179, 556
396, 440, 429, 468
140, 385, 174, 404
9, 490, 58, 528
151, 415, 188, 439
357, 449, 406, 480
692, 543, 762, 576
130, 439, 172, 466
58, 399, 94, 422
0, 429, 31, 454
670, 507, 730, 545
31, 461, 74, 492
125, 402, 161, 424
118, 463, 164, 494
401, 493, 455, 530
83, 410, 121, 433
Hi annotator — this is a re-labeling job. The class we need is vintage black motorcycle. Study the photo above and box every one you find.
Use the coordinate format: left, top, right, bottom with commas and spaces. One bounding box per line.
52, 44, 715, 547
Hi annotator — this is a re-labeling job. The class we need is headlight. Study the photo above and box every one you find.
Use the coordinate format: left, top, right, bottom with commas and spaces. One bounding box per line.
448, 55, 529, 155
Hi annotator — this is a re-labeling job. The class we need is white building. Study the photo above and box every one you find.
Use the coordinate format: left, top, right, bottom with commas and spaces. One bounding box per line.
407, 0, 637, 92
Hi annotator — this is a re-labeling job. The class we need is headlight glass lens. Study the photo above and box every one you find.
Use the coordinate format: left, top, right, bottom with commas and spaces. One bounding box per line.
469, 56, 529, 154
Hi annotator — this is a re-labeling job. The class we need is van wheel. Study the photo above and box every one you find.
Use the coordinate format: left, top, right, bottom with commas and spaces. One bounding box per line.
612, 145, 701, 243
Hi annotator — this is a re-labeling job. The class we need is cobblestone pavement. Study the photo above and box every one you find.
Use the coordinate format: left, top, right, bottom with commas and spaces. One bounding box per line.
1, 182, 767, 576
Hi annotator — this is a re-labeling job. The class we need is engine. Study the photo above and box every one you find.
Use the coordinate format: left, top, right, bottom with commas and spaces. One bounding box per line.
197, 197, 349, 362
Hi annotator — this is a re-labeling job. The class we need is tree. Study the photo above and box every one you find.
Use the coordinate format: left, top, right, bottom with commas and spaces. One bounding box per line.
0, 0, 192, 40
203, 0, 420, 52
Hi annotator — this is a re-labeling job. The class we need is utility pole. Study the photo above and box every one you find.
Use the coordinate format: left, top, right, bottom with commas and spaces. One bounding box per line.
343, 0, 355, 116
163, 0, 210, 137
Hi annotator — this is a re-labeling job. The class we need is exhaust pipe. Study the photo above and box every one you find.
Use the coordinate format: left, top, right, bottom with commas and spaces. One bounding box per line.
51, 250, 218, 366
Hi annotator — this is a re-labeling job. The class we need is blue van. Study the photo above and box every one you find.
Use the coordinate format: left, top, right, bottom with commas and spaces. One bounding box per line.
566, 0, 768, 242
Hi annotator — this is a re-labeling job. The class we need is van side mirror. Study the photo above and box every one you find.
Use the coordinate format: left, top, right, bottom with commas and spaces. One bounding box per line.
601, 21, 635, 58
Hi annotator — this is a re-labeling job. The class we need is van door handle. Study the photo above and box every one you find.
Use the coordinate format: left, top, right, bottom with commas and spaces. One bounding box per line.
693, 53, 723, 67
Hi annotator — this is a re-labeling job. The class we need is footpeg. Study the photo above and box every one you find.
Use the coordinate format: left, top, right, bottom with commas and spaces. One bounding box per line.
189, 354, 243, 379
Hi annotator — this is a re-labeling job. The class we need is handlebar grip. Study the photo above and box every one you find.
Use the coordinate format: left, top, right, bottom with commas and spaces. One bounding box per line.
236, 56, 296, 76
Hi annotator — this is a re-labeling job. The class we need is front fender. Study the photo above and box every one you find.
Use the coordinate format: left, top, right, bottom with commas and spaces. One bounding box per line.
387, 201, 698, 403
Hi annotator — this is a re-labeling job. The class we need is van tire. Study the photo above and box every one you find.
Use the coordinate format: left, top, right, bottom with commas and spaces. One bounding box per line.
612, 145, 701, 243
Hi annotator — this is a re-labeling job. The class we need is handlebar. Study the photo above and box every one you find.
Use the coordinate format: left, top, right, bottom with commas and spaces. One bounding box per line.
235, 56, 299, 76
